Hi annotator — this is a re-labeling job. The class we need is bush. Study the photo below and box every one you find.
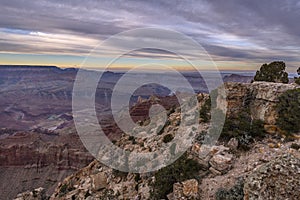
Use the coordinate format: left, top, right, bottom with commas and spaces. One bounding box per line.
59, 184, 68, 195
295, 77, 300, 85
151, 153, 201, 199
294, 67, 300, 85
291, 143, 300, 150
276, 88, 300, 135
221, 107, 265, 150
134, 173, 141, 182
222, 107, 252, 138
112, 169, 128, 178
250, 119, 266, 138
237, 133, 253, 151
254, 61, 289, 83
163, 134, 174, 143
215, 178, 244, 200
199, 97, 211, 122
128, 136, 135, 141
59, 184, 74, 196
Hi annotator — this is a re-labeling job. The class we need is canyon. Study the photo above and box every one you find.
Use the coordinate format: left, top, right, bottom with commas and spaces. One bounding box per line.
0, 65, 262, 199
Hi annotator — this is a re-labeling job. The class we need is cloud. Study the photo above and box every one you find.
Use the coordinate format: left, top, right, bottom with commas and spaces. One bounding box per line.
0, 0, 299, 70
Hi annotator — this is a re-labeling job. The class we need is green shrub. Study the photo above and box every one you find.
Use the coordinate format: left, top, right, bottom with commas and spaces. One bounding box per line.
237, 133, 253, 151
134, 173, 141, 182
84, 191, 91, 198
250, 119, 266, 138
151, 153, 201, 199
32, 190, 38, 198
112, 169, 128, 178
294, 67, 300, 85
276, 88, 300, 135
221, 108, 251, 139
167, 107, 176, 116
254, 61, 289, 83
291, 143, 300, 150
128, 136, 135, 141
215, 178, 244, 200
221, 107, 265, 150
199, 97, 211, 122
59, 184, 74, 196
295, 77, 300, 85
163, 134, 174, 143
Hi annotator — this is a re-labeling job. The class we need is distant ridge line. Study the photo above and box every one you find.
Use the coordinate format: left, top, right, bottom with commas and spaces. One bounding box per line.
0, 65, 60, 69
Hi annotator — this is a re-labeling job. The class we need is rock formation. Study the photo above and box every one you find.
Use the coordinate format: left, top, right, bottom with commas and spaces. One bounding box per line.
244, 154, 300, 200
217, 82, 300, 134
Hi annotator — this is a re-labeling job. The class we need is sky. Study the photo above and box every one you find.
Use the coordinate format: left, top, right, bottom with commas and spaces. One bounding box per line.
0, 0, 300, 72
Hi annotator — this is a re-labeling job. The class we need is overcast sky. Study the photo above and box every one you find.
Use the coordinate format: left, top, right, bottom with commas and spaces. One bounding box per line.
0, 0, 300, 71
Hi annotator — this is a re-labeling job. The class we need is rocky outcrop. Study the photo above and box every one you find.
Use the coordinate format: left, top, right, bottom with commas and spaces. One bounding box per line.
0, 130, 94, 199
0, 131, 93, 169
209, 153, 233, 173
0, 144, 92, 170
244, 154, 300, 200
171, 179, 199, 200
50, 160, 153, 200
14, 187, 46, 200
217, 82, 300, 134
192, 144, 234, 175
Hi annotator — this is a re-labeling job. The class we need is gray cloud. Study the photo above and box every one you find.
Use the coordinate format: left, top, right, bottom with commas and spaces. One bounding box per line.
0, 0, 300, 69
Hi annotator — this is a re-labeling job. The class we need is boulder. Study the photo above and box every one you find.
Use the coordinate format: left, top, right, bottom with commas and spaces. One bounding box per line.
182, 179, 199, 197
173, 182, 184, 199
172, 179, 199, 199
227, 138, 239, 150
91, 172, 107, 191
209, 153, 233, 173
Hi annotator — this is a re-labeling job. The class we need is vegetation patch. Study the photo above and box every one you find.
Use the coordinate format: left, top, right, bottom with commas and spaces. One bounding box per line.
163, 134, 174, 143
59, 183, 75, 196
253, 61, 289, 83
112, 169, 128, 178
199, 97, 211, 122
220, 90, 266, 151
151, 153, 201, 199
294, 67, 300, 85
215, 178, 244, 200
276, 88, 300, 136
291, 143, 300, 150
